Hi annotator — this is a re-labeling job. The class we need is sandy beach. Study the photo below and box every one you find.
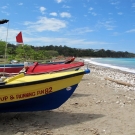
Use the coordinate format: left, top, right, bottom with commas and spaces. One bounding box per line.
0, 59, 135, 135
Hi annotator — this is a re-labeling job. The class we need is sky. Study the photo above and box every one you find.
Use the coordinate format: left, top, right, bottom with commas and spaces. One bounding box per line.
0, 0, 135, 53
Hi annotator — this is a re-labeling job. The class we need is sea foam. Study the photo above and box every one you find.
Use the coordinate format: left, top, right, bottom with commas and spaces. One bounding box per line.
84, 58, 135, 74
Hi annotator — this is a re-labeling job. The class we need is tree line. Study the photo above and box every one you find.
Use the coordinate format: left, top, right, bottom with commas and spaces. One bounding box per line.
0, 41, 135, 62
37, 45, 135, 58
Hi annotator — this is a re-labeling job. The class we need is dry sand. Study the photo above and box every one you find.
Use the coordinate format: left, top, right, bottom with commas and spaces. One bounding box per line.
0, 60, 135, 135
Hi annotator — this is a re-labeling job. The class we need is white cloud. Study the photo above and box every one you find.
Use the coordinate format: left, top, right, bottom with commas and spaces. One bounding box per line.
23, 36, 113, 49
39, 7, 46, 14
50, 12, 58, 16
89, 7, 93, 10
18, 3, 23, 6
118, 12, 123, 15
96, 20, 116, 31
1, 6, 8, 9
55, 0, 63, 3
60, 12, 71, 18
62, 5, 70, 8
108, 13, 113, 15
88, 7, 97, 16
126, 29, 135, 33
1, 11, 10, 15
24, 17, 66, 32
132, 3, 135, 7
91, 12, 97, 16
67, 27, 94, 35
105, 21, 115, 30
112, 32, 120, 36
110, 1, 120, 5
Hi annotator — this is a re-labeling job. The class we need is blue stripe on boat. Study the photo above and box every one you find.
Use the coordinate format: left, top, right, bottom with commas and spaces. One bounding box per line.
0, 84, 78, 113
0, 64, 24, 67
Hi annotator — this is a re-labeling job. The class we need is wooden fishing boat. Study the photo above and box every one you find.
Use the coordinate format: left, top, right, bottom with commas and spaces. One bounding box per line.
46, 56, 75, 64
0, 57, 75, 75
0, 64, 24, 74
25, 61, 84, 75
0, 69, 90, 113
0, 61, 84, 77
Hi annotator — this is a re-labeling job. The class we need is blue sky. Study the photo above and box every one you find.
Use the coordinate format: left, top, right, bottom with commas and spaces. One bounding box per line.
0, 0, 135, 53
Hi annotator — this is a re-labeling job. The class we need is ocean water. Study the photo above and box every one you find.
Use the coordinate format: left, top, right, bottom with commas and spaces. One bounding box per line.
83, 58, 135, 73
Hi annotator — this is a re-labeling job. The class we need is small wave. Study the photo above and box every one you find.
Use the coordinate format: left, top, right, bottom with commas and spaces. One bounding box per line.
84, 58, 135, 74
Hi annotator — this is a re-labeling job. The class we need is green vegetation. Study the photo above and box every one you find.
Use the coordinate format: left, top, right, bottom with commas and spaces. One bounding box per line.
0, 41, 135, 63
0, 41, 59, 63
41, 45, 135, 58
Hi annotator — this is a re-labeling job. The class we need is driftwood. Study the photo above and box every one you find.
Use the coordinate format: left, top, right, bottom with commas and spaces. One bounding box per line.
104, 77, 133, 87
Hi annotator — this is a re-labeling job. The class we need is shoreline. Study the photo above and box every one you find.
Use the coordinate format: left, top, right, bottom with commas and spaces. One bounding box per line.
77, 57, 135, 89
0, 60, 135, 135
82, 57, 135, 74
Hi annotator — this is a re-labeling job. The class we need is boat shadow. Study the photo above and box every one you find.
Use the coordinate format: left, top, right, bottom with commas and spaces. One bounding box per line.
0, 111, 104, 134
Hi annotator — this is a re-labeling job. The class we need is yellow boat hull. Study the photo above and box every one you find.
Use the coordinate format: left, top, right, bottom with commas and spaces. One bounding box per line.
0, 69, 90, 112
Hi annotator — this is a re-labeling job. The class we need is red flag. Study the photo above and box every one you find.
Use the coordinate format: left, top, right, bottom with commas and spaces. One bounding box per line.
16, 31, 23, 43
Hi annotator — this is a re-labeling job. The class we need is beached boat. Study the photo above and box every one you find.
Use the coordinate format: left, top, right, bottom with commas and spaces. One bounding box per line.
0, 60, 83, 77
25, 61, 84, 75
0, 63, 32, 76
46, 56, 75, 64
0, 57, 75, 75
0, 57, 75, 76
0, 69, 90, 113
0, 63, 24, 74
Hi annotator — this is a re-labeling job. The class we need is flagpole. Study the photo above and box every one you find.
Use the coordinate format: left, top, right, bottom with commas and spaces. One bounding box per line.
0, 19, 9, 77
1, 20, 9, 76
16, 31, 25, 61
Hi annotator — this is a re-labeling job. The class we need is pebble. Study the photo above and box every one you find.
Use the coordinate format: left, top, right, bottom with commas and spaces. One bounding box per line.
89, 64, 135, 91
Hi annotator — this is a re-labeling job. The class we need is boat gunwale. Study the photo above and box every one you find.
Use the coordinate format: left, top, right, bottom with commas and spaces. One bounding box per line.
26, 64, 83, 75
0, 66, 24, 68
0, 71, 85, 89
